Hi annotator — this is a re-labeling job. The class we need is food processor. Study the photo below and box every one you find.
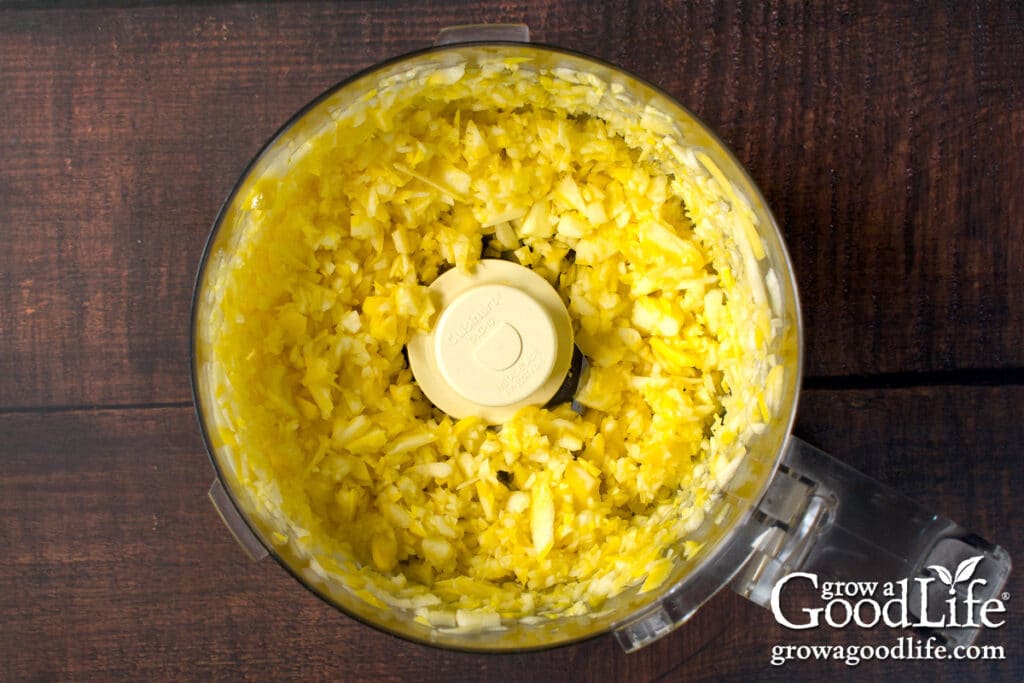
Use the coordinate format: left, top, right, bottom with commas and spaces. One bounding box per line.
192, 24, 1011, 652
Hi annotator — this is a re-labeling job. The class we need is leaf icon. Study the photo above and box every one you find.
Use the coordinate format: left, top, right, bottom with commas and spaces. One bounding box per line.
929, 564, 954, 586
954, 555, 984, 584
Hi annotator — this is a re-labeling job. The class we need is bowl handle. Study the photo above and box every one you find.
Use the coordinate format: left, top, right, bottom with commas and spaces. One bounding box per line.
617, 436, 1011, 652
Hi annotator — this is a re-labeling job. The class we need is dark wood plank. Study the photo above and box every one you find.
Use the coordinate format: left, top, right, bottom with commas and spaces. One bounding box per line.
1, 1, 1022, 410
1, 387, 1020, 681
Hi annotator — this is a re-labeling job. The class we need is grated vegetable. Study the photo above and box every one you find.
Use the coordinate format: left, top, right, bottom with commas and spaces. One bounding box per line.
202, 55, 783, 628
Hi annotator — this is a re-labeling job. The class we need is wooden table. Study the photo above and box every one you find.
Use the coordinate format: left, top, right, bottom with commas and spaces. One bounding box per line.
2, 2, 1021, 680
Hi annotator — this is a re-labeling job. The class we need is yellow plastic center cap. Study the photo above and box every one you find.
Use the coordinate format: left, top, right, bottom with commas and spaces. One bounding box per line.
435, 284, 557, 407
406, 259, 575, 423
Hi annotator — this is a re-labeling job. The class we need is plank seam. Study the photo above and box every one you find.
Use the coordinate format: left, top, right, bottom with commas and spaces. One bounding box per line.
0, 400, 193, 414
803, 368, 1024, 391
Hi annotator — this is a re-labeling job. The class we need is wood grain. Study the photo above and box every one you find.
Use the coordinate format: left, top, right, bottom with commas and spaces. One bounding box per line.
1, 387, 1020, 682
1, 1, 1022, 409
1, 1, 1022, 681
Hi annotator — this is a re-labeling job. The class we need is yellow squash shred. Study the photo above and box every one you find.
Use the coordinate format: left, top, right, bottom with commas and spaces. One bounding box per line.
204, 56, 782, 627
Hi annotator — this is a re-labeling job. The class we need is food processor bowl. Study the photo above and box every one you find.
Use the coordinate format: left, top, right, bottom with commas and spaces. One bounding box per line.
192, 26, 1008, 652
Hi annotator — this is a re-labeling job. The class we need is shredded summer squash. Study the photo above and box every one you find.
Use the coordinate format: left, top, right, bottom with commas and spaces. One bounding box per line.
203, 56, 782, 628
